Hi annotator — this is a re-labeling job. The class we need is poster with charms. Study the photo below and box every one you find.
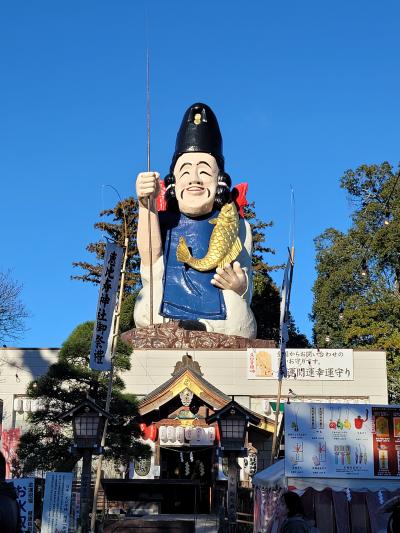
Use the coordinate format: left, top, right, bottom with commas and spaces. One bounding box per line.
285, 402, 373, 479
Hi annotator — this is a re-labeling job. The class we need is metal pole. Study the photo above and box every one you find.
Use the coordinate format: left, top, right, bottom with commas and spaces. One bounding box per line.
90, 233, 129, 532
80, 448, 93, 533
270, 246, 294, 465
227, 452, 238, 533
270, 379, 283, 465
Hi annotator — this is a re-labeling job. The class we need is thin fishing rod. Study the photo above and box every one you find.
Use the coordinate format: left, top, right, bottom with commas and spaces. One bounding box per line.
146, 47, 151, 172
289, 185, 295, 251
146, 45, 154, 325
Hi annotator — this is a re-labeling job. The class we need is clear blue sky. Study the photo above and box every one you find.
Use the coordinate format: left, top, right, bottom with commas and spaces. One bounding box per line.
1, 1, 399, 347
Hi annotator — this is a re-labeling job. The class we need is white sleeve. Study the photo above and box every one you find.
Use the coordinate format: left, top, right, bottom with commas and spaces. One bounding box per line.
236, 218, 253, 303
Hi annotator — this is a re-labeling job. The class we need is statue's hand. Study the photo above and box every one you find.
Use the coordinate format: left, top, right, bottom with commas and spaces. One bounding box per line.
136, 171, 161, 208
211, 261, 248, 297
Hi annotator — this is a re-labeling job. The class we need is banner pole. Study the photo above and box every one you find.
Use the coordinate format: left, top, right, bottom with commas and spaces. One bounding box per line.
270, 246, 294, 465
90, 218, 129, 532
270, 379, 283, 465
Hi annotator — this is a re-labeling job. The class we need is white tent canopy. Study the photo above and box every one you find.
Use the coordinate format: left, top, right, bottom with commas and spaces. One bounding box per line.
252, 459, 400, 492
252, 460, 286, 489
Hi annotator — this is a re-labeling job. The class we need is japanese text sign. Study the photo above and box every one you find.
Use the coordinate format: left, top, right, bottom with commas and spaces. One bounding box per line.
41, 472, 73, 533
90, 241, 124, 371
247, 348, 353, 381
9, 478, 35, 532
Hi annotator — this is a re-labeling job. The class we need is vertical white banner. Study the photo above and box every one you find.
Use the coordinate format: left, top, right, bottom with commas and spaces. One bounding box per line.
9, 478, 35, 532
278, 250, 294, 379
90, 241, 124, 371
41, 472, 73, 533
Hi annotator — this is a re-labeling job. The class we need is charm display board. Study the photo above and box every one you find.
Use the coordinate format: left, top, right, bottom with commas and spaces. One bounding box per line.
285, 403, 400, 479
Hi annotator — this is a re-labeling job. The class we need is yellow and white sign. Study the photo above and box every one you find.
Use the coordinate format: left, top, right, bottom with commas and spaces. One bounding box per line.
247, 348, 354, 381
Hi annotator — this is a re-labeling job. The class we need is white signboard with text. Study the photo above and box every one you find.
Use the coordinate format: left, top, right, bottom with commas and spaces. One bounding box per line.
285, 402, 373, 479
41, 472, 73, 533
247, 348, 353, 380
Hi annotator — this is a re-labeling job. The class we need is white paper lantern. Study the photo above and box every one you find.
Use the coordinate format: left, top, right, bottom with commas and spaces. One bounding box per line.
195, 427, 204, 442
263, 400, 272, 415
13, 398, 23, 412
35, 399, 45, 411
23, 399, 31, 412
185, 427, 193, 441
167, 426, 176, 442
176, 426, 185, 443
31, 399, 44, 412
208, 427, 216, 442
248, 454, 257, 475
159, 426, 168, 443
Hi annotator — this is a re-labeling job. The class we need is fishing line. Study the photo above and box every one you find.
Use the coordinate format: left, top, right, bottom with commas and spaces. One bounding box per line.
101, 184, 127, 244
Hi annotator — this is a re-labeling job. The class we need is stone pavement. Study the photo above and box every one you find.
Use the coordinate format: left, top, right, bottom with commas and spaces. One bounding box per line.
193, 514, 219, 532
134, 514, 219, 532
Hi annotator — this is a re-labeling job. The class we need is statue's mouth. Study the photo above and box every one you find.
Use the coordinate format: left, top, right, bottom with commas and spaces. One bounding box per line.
181, 187, 210, 199
186, 186, 204, 192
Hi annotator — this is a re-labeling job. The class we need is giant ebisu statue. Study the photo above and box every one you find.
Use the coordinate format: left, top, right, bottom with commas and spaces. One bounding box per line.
134, 103, 257, 340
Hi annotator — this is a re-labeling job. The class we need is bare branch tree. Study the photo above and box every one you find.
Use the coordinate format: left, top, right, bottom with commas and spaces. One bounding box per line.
0, 271, 28, 343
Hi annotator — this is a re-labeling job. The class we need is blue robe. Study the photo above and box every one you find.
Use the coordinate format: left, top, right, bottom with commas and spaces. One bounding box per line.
159, 210, 227, 320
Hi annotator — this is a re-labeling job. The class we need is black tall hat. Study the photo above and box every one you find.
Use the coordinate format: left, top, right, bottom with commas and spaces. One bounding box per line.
170, 103, 224, 172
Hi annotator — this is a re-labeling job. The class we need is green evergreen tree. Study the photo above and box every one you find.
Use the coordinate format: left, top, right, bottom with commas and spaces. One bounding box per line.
312, 162, 400, 401
72, 196, 140, 333
244, 201, 282, 341
17, 322, 149, 474
72, 197, 140, 294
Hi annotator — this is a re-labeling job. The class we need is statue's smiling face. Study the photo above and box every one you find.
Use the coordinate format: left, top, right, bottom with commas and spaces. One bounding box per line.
173, 152, 219, 216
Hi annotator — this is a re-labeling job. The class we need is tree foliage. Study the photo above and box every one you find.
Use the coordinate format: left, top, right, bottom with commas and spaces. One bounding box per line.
17, 322, 149, 475
244, 201, 283, 342
312, 162, 400, 400
0, 271, 28, 343
72, 197, 140, 293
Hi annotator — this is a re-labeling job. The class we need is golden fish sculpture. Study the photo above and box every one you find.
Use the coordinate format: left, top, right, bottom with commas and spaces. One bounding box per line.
176, 202, 242, 272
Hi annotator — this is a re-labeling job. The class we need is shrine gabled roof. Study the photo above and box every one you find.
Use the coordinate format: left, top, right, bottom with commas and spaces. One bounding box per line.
138, 354, 231, 415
